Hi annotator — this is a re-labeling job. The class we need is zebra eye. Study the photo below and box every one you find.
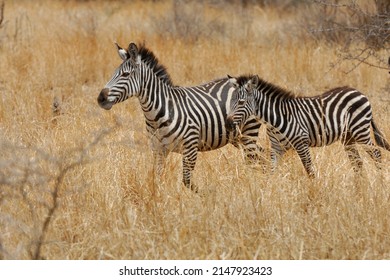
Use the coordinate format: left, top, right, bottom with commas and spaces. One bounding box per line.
238, 99, 246, 105
122, 72, 130, 77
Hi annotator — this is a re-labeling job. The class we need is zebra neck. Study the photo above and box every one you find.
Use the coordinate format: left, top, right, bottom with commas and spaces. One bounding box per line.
138, 75, 172, 124
255, 95, 290, 128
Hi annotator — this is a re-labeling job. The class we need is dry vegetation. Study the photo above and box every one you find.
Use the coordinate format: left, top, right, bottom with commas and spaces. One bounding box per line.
0, 0, 389, 260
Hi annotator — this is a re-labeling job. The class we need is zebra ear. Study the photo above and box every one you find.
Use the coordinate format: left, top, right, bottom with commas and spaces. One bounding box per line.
115, 42, 129, 61
248, 75, 259, 91
128, 43, 140, 64
227, 75, 238, 88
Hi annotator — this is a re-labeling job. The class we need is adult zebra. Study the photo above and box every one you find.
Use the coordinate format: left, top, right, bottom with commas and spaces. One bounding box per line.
97, 43, 262, 191
225, 74, 389, 176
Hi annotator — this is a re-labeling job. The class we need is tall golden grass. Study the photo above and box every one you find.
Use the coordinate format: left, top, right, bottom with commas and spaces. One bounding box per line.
0, 0, 389, 260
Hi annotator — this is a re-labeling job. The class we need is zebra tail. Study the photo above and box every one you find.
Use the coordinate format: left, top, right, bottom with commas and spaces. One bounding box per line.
372, 119, 390, 151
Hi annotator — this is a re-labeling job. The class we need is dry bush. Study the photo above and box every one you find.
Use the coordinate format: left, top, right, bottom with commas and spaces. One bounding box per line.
0, 0, 389, 260
304, 0, 390, 72
151, 0, 223, 42
0, 128, 113, 259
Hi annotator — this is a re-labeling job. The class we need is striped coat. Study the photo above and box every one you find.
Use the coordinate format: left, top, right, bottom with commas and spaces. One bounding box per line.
226, 74, 389, 176
98, 43, 262, 191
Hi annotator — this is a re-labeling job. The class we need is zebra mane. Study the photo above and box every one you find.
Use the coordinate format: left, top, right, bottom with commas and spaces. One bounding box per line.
237, 74, 295, 99
137, 44, 174, 87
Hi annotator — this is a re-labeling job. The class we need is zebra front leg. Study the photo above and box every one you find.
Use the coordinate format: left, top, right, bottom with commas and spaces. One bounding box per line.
182, 148, 199, 192
153, 150, 168, 183
240, 135, 265, 165
240, 117, 265, 165
294, 143, 315, 177
270, 149, 284, 173
268, 130, 290, 173
269, 138, 286, 173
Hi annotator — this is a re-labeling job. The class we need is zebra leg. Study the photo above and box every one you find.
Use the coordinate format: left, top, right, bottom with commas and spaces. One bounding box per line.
240, 135, 265, 165
240, 117, 264, 165
365, 146, 382, 169
153, 150, 168, 181
344, 144, 363, 172
349, 127, 382, 170
294, 142, 315, 177
182, 147, 199, 192
269, 133, 286, 173
360, 139, 382, 169
270, 146, 286, 173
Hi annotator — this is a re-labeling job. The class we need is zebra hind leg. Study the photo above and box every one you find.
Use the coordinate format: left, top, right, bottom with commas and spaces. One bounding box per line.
360, 139, 382, 170
365, 145, 382, 170
344, 144, 363, 173
351, 130, 382, 170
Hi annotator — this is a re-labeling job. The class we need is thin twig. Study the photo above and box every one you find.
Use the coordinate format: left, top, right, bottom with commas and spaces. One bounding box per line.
0, 2, 4, 27
310, 0, 389, 73
30, 127, 115, 259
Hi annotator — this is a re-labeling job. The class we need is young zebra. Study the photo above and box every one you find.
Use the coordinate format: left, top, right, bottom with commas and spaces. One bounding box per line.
226, 74, 389, 176
97, 43, 263, 191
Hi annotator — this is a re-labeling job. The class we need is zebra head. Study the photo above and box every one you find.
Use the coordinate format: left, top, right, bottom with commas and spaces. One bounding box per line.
97, 42, 142, 110
225, 74, 258, 132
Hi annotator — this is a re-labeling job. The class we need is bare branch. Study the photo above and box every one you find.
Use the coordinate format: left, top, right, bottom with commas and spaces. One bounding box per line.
31, 126, 115, 260
0, 123, 117, 259
308, 0, 390, 72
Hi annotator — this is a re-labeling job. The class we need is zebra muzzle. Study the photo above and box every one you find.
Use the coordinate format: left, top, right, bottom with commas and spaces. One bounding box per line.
97, 88, 113, 110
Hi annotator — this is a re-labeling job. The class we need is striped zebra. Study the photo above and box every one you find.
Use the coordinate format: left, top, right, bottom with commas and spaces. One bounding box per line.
225, 74, 390, 176
97, 43, 263, 191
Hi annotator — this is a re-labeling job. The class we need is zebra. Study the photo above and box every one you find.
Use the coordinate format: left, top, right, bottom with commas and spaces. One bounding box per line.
225, 74, 390, 176
97, 42, 263, 191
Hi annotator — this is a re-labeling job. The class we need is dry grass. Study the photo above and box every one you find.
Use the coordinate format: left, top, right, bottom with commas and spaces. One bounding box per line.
0, 0, 389, 260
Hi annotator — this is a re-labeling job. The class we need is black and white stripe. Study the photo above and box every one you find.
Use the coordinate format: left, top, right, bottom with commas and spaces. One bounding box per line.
226, 74, 389, 176
97, 43, 262, 191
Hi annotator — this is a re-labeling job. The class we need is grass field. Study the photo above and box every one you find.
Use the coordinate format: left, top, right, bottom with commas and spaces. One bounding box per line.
0, 0, 389, 260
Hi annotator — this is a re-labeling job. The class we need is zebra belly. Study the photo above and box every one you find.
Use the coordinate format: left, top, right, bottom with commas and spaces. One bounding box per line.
267, 127, 293, 150
198, 134, 230, 151
146, 124, 185, 154
307, 117, 349, 147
